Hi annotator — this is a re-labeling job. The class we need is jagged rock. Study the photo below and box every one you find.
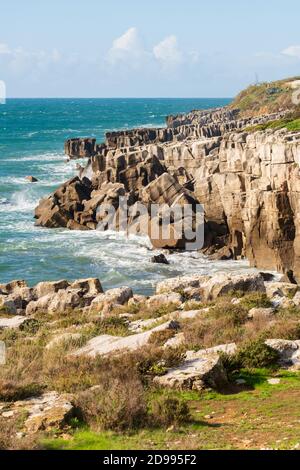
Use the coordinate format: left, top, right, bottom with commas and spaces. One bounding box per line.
265, 282, 298, 299
200, 272, 266, 301
70, 278, 103, 297
156, 274, 209, 295
26, 289, 84, 316
153, 349, 229, 391
151, 254, 170, 265
89, 287, 133, 313
265, 339, 300, 369
0, 392, 75, 434
0, 296, 17, 315
65, 138, 96, 159
34, 280, 70, 299
127, 294, 147, 308
145, 293, 182, 310
208, 246, 233, 261
72, 321, 178, 358
26, 176, 38, 183
0, 280, 28, 294
36, 101, 300, 278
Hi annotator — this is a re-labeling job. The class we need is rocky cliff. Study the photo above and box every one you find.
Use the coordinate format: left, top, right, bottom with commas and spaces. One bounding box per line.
35, 80, 300, 279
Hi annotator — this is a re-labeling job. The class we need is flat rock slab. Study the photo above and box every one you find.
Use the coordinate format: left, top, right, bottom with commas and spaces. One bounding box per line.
154, 351, 228, 391
0, 316, 28, 330
72, 321, 178, 358
0, 392, 75, 434
128, 310, 203, 333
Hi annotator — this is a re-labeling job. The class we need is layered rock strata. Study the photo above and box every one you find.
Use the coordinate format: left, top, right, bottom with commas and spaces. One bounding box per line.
34, 104, 300, 278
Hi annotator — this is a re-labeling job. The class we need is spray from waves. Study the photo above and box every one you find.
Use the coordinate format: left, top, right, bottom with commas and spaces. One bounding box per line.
0, 188, 38, 213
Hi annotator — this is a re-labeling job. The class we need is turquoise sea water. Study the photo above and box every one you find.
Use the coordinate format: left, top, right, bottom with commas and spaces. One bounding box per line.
0, 97, 255, 294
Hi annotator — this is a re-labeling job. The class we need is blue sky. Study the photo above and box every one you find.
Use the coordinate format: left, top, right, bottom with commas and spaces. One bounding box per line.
0, 0, 300, 97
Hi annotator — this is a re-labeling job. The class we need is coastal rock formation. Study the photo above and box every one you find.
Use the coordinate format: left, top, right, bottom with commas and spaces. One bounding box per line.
33, 89, 300, 278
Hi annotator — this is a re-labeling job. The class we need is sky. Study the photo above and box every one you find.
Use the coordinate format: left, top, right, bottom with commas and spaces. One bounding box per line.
0, 0, 300, 98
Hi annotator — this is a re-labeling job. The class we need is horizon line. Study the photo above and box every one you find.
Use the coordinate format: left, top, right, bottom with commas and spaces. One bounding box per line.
5, 96, 233, 100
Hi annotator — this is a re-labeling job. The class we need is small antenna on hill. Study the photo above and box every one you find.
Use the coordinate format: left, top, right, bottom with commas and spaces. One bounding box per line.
255, 73, 259, 85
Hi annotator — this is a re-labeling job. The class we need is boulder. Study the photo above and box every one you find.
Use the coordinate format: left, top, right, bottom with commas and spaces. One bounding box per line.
248, 307, 275, 320
26, 289, 83, 316
0, 280, 28, 294
156, 274, 209, 295
265, 339, 300, 369
70, 278, 103, 297
265, 282, 298, 299
151, 254, 170, 265
0, 392, 75, 434
200, 272, 266, 301
154, 350, 229, 391
0, 296, 17, 315
89, 287, 133, 313
26, 176, 38, 183
34, 280, 70, 299
145, 293, 182, 310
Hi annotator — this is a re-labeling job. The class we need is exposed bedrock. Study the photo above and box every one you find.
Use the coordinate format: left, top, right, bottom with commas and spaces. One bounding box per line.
35, 104, 300, 279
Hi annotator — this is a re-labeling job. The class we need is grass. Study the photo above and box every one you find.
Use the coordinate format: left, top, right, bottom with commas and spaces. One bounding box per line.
245, 117, 300, 133
230, 76, 300, 118
43, 369, 300, 450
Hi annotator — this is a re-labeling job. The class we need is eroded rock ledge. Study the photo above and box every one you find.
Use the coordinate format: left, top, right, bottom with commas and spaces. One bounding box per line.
35, 104, 300, 278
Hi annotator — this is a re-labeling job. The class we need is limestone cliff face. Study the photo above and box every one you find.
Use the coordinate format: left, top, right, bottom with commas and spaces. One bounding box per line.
35, 104, 300, 279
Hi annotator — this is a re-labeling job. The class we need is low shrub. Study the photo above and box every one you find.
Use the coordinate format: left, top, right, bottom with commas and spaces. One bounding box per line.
151, 396, 190, 427
222, 339, 279, 372
239, 293, 273, 310
77, 376, 147, 431
0, 380, 44, 402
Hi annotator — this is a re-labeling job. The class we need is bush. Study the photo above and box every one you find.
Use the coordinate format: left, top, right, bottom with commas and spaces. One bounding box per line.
151, 396, 190, 427
77, 375, 147, 431
0, 380, 43, 402
239, 293, 273, 310
222, 339, 279, 372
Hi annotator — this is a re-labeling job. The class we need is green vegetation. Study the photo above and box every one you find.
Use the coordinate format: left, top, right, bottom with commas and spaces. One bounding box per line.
222, 339, 279, 372
43, 370, 300, 450
230, 76, 300, 118
245, 117, 300, 133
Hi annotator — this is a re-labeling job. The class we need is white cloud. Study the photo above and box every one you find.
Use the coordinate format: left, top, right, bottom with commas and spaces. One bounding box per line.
0, 43, 11, 54
107, 27, 145, 66
282, 45, 300, 59
153, 35, 182, 69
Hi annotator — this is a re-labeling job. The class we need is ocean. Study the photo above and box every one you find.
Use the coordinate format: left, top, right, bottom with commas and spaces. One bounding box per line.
0, 97, 256, 295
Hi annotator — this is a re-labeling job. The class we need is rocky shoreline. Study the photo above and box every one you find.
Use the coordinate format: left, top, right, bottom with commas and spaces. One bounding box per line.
34, 94, 300, 279
2, 78, 300, 448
